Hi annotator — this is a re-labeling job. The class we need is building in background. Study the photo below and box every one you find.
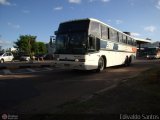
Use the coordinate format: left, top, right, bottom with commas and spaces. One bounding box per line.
141, 41, 160, 48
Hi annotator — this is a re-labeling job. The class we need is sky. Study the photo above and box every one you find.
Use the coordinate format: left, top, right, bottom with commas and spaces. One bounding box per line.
0, 0, 160, 49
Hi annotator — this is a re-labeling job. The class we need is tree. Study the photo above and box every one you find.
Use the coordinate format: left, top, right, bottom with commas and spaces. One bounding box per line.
35, 42, 47, 54
14, 35, 47, 60
14, 35, 37, 59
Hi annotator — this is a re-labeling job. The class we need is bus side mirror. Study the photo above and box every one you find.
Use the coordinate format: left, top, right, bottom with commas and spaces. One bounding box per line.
54, 31, 58, 35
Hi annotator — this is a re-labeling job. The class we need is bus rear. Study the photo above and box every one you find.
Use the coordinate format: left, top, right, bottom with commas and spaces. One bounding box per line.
146, 47, 160, 59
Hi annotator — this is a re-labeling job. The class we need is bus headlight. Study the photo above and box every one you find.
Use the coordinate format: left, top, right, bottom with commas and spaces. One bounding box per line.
75, 59, 79, 62
75, 59, 85, 62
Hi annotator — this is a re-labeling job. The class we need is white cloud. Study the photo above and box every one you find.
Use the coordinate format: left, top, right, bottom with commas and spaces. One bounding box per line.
156, 0, 160, 10
0, 35, 13, 48
69, 0, 81, 4
115, 20, 123, 25
22, 10, 30, 14
54, 6, 63, 10
7, 22, 20, 29
131, 32, 141, 37
89, 0, 95, 2
0, 40, 11, 45
89, 0, 110, 3
107, 19, 111, 23
0, 0, 16, 6
0, 39, 12, 48
101, 0, 110, 2
0, 0, 11, 5
128, 0, 135, 6
144, 25, 156, 33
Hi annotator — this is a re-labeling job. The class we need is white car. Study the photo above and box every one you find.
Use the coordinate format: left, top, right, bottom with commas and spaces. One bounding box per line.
20, 55, 31, 61
0, 52, 14, 63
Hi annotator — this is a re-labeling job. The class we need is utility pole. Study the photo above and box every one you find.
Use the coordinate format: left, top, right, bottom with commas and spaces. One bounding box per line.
49, 36, 55, 54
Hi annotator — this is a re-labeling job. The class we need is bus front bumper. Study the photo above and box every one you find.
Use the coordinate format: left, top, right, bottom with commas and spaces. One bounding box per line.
53, 61, 97, 70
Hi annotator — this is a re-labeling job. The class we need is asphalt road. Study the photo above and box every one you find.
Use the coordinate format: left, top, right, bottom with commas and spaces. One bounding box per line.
0, 59, 159, 114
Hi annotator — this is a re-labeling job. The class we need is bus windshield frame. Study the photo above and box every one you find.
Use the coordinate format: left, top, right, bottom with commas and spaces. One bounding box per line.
55, 20, 90, 55
55, 32, 88, 54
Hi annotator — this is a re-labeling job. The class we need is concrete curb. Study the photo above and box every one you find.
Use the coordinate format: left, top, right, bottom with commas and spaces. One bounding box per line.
0, 61, 55, 70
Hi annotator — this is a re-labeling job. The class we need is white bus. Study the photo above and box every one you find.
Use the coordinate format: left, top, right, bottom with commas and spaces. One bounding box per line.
146, 47, 160, 59
54, 18, 137, 72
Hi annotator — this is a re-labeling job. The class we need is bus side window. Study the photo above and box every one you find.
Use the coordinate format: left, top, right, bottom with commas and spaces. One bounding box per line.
110, 29, 118, 41
126, 36, 128, 44
119, 33, 123, 43
90, 22, 101, 38
101, 25, 108, 40
122, 35, 127, 44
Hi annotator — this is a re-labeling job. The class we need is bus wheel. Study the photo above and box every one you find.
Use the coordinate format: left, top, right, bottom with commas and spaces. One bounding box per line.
97, 57, 105, 72
0, 59, 4, 63
128, 56, 132, 66
124, 56, 129, 67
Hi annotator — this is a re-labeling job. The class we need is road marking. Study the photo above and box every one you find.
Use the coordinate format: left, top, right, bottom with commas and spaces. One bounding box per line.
3, 69, 12, 75
95, 84, 117, 95
26, 68, 36, 72
44, 67, 53, 71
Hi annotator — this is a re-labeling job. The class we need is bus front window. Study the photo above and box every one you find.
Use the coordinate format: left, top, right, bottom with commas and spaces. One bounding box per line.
55, 32, 87, 54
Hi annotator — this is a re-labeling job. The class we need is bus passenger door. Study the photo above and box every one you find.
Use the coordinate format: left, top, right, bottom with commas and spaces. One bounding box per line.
88, 35, 100, 52
87, 35, 101, 69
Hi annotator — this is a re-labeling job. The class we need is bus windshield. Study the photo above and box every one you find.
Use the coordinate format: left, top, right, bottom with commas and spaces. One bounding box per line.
58, 20, 89, 33
55, 20, 90, 54
55, 32, 87, 54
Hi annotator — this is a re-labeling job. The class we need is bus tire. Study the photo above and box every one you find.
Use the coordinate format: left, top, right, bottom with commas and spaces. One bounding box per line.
128, 56, 132, 66
0, 59, 4, 63
124, 56, 129, 67
97, 57, 105, 72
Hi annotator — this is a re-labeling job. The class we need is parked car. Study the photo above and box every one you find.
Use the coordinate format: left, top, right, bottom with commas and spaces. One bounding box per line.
35, 54, 45, 61
20, 54, 36, 61
0, 52, 14, 63
35, 54, 54, 61
20, 55, 31, 61
43, 54, 54, 60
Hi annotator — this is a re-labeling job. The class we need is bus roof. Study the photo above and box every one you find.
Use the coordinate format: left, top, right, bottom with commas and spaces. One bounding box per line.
134, 37, 151, 43
60, 18, 134, 39
59, 18, 151, 43
90, 18, 137, 39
